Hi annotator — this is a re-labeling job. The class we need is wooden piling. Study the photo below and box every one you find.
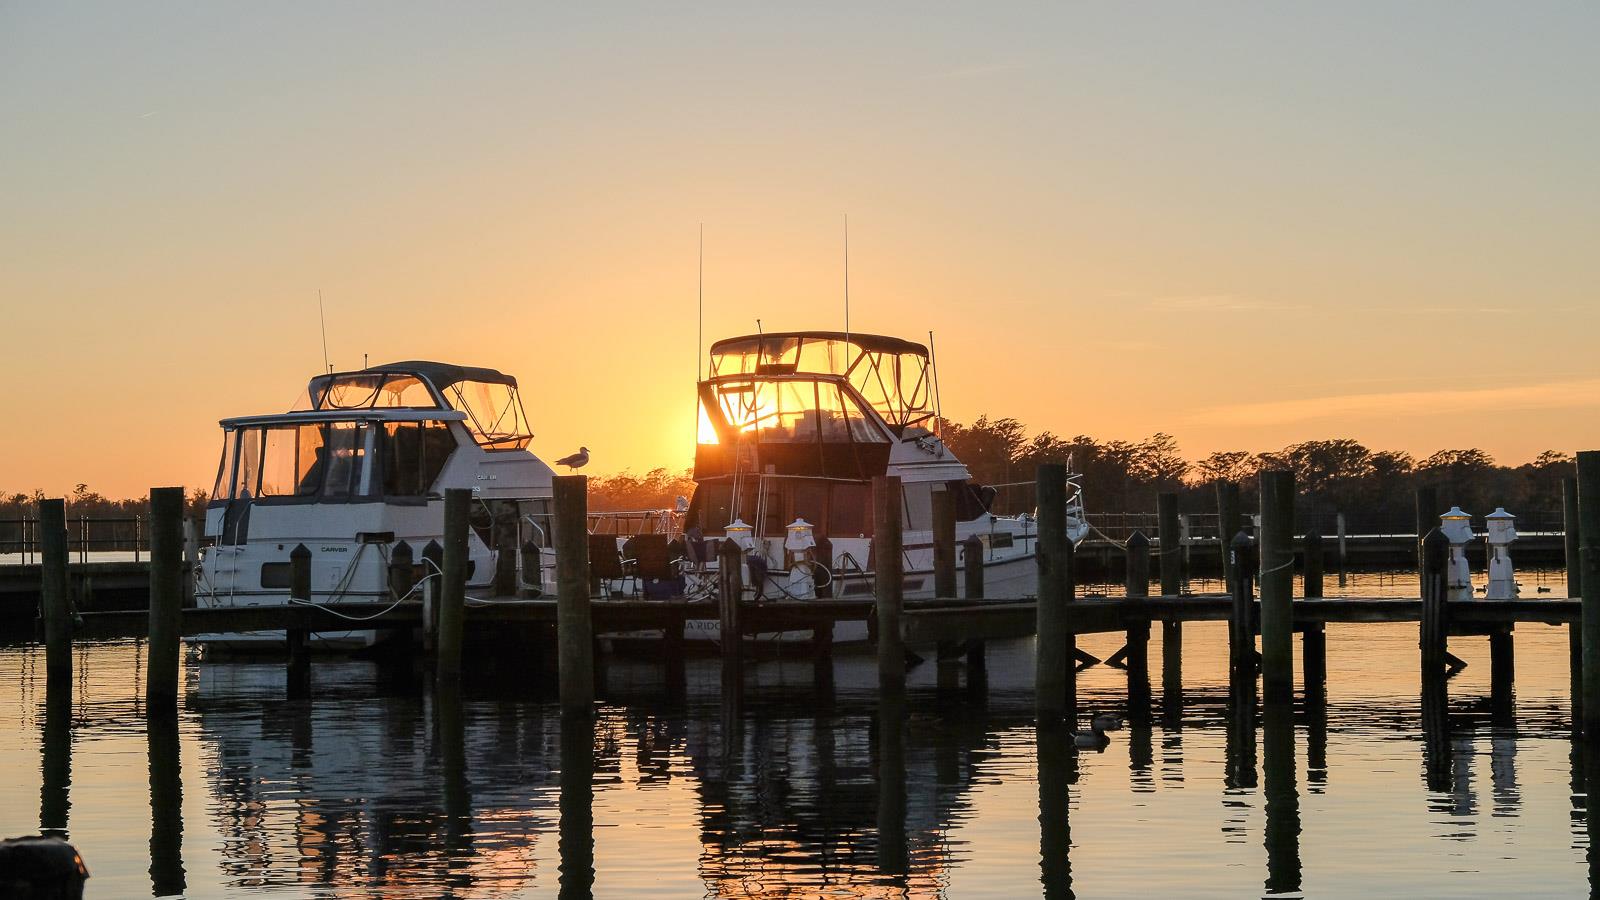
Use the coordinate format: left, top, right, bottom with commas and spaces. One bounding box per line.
1124, 530, 1150, 598
1416, 485, 1439, 596
1217, 480, 1241, 593
874, 475, 906, 693
1566, 476, 1584, 724
286, 542, 311, 700
438, 488, 471, 682
1157, 492, 1181, 596
1259, 470, 1296, 701
717, 539, 744, 661
147, 487, 184, 706
39, 498, 71, 684
389, 540, 415, 600
1577, 451, 1600, 738
1303, 530, 1323, 599
932, 483, 957, 599
1335, 512, 1348, 587
492, 500, 519, 597
1420, 528, 1450, 678
553, 475, 594, 717
420, 540, 443, 652
1228, 530, 1256, 674
1036, 464, 1074, 723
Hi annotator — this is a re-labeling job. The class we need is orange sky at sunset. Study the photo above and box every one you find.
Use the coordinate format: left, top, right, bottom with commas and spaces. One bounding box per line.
3, 3, 1596, 499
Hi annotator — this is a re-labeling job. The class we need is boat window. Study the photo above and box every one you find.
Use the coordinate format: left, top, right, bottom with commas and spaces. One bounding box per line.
710, 378, 886, 445
901, 481, 934, 532
379, 421, 455, 497
830, 482, 870, 537
212, 429, 237, 500
321, 422, 368, 499
309, 374, 440, 411
789, 480, 830, 531
694, 482, 733, 531
442, 380, 533, 451
521, 498, 553, 549
233, 428, 261, 499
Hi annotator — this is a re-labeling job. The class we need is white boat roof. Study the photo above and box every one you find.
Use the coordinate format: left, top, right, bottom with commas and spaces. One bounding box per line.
219, 409, 469, 428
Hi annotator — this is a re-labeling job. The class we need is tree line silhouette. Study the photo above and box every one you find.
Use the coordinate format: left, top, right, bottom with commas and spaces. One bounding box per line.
0, 419, 1575, 532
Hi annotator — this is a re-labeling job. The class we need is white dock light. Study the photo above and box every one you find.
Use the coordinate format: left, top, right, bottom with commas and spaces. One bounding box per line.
1440, 507, 1475, 601
784, 517, 816, 552
725, 518, 755, 551
1484, 508, 1518, 600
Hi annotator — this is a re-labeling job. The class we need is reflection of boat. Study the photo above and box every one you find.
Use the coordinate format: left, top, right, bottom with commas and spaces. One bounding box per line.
193, 361, 558, 650
672, 331, 1085, 643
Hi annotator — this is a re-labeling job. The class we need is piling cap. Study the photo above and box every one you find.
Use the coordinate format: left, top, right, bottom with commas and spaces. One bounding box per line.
1229, 529, 1255, 548
1125, 530, 1150, 549
290, 543, 311, 560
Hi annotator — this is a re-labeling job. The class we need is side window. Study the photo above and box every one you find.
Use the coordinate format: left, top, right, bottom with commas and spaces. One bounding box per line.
901, 481, 933, 532
322, 423, 366, 498
212, 430, 237, 500
233, 428, 262, 499
380, 421, 455, 497
259, 427, 299, 497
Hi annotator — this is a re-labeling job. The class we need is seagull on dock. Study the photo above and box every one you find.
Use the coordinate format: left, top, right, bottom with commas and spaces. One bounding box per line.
555, 447, 590, 470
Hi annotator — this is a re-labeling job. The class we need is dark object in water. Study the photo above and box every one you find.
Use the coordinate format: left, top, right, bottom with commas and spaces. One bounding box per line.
0, 835, 90, 899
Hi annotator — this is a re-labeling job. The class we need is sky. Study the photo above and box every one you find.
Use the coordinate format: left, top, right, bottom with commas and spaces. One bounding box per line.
2, 2, 1597, 499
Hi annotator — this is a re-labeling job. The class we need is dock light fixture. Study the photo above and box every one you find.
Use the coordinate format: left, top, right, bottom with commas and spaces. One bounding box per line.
1440, 507, 1475, 601
1484, 508, 1518, 600
784, 517, 818, 599
725, 518, 755, 552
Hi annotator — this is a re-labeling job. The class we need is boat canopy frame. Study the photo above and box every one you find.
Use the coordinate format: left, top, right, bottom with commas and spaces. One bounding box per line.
707, 332, 936, 433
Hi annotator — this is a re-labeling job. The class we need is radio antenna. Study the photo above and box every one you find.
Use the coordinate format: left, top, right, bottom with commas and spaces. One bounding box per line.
697, 224, 704, 381
843, 214, 850, 345
928, 329, 944, 442
318, 290, 331, 374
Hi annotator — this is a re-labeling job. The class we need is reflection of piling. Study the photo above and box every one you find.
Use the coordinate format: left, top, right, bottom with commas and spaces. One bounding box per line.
1157, 492, 1181, 596
1577, 452, 1600, 738
554, 476, 594, 718
874, 475, 905, 694
1161, 620, 1183, 724
1262, 698, 1301, 897
40, 681, 71, 838
1036, 465, 1074, 724
717, 538, 743, 664
875, 689, 908, 877
40, 498, 71, 684
438, 488, 471, 683
1259, 471, 1295, 703
558, 716, 596, 900
148, 487, 185, 706
1490, 629, 1515, 722
1302, 623, 1327, 697
1037, 720, 1074, 899
148, 709, 186, 897
1422, 669, 1451, 793
437, 683, 472, 865
1225, 663, 1257, 790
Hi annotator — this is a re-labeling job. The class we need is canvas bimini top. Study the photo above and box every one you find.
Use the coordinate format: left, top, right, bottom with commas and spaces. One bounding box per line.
296, 360, 532, 450
706, 331, 936, 431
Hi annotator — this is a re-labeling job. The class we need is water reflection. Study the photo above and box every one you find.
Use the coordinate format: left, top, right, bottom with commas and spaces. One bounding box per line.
7, 622, 1598, 898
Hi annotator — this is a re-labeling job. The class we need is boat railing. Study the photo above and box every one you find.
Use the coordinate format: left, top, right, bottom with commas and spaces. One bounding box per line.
0, 515, 151, 565
587, 509, 684, 538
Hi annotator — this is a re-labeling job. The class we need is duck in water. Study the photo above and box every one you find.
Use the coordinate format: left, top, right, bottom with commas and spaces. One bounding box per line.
1074, 718, 1112, 750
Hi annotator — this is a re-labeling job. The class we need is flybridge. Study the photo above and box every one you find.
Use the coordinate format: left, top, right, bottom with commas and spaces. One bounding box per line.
707, 331, 937, 433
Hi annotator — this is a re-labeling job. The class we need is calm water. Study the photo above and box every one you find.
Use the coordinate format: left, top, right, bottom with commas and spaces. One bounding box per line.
2, 573, 1594, 898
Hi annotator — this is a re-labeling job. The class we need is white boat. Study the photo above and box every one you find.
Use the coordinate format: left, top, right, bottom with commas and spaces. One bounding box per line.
192, 361, 557, 651
633, 331, 1086, 647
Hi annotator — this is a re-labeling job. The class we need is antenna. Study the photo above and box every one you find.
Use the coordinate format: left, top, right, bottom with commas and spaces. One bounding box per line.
928, 329, 944, 442
697, 224, 704, 382
318, 290, 331, 374
756, 318, 763, 336
843, 214, 850, 344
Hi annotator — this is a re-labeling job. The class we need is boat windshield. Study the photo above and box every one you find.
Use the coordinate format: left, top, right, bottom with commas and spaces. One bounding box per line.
300, 374, 441, 411
708, 333, 935, 431
698, 377, 885, 446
